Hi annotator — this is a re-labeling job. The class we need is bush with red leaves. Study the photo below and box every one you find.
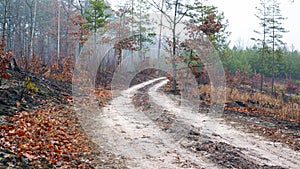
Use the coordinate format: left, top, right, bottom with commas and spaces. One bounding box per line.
0, 41, 12, 84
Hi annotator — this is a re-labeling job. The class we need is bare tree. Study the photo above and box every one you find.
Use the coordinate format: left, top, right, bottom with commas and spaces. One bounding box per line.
157, 0, 164, 62
0, 0, 11, 43
147, 0, 194, 91
57, 0, 61, 61
25, 0, 37, 57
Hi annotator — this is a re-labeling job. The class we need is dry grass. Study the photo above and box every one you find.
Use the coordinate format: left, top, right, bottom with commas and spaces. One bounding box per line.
228, 88, 300, 122
198, 84, 300, 122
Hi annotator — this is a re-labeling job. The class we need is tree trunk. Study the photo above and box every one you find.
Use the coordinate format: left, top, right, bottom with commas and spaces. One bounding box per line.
171, 0, 179, 92
271, 5, 275, 95
25, 0, 33, 58
1, 0, 9, 43
30, 0, 37, 57
57, 0, 61, 61
261, 44, 265, 92
271, 27, 275, 94
157, 0, 164, 62
261, 5, 267, 93
116, 47, 122, 66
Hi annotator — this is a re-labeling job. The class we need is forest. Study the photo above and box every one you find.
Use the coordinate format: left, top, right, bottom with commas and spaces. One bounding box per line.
0, 0, 299, 168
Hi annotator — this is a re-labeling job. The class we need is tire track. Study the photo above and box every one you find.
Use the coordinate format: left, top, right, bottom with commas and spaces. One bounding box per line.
92, 77, 218, 169
149, 79, 300, 169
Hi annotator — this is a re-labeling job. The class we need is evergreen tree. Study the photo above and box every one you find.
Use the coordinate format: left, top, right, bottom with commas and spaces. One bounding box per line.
85, 0, 110, 33
189, 1, 231, 55
268, 0, 288, 94
251, 0, 272, 92
130, 0, 156, 59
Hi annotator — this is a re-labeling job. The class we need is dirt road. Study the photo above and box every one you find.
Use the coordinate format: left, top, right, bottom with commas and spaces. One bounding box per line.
91, 77, 300, 169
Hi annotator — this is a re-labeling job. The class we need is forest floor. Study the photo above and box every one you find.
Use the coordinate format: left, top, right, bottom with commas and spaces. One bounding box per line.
0, 71, 299, 168
0, 70, 127, 168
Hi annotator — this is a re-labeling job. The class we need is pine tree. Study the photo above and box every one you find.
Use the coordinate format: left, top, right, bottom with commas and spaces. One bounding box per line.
268, 0, 288, 94
251, 0, 271, 92
189, 1, 230, 54
130, 0, 156, 60
85, 0, 110, 33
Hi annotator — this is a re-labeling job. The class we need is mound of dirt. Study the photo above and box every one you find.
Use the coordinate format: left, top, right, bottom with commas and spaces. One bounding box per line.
0, 70, 71, 115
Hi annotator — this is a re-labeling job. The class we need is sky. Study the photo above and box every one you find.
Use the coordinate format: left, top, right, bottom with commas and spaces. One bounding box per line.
208, 0, 300, 50
107, 0, 300, 50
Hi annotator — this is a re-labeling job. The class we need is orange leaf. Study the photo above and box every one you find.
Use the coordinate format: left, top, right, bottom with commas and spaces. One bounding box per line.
17, 130, 26, 137
63, 156, 70, 162
50, 159, 58, 163
47, 144, 54, 149
0, 72, 11, 79
54, 149, 62, 153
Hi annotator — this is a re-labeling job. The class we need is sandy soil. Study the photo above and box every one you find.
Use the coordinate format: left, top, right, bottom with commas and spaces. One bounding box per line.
149, 79, 300, 169
89, 77, 300, 169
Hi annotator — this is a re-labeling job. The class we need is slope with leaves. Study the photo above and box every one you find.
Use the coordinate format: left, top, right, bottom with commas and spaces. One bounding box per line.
1, 105, 92, 168
0, 70, 127, 168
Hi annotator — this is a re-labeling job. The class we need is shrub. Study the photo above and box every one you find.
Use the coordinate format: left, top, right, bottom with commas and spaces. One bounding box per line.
23, 77, 38, 93
0, 41, 12, 86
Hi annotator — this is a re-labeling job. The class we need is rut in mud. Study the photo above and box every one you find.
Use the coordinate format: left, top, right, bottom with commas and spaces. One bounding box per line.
89, 77, 300, 169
